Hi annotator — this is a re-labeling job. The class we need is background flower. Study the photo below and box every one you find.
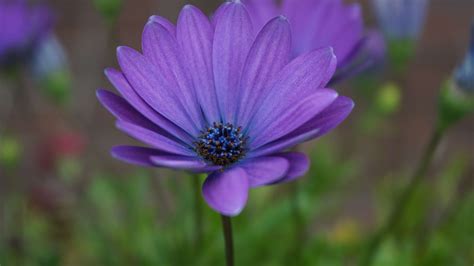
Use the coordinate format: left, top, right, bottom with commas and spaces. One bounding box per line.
371, 0, 429, 41
97, 2, 354, 216
29, 35, 72, 105
454, 23, 474, 93
243, 0, 385, 83
0, 0, 53, 68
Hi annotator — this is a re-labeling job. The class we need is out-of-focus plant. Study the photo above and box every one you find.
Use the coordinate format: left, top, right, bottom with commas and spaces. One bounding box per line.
371, 0, 430, 73
0, 134, 22, 171
359, 82, 402, 134
37, 130, 86, 180
374, 83, 402, 115
92, 0, 123, 26
0, 1, 53, 73
29, 35, 72, 105
454, 23, 474, 94
438, 23, 474, 128
360, 22, 474, 266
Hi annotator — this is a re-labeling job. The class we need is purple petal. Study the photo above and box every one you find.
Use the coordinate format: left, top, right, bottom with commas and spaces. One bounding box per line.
248, 47, 337, 134
150, 155, 217, 171
177, 5, 220, 123
244, 0, 279, 32
318, 4, 363, 66
287, 96, 354, 139
272, 152, 310, 184
202, 167, 249, 216
250, 89, 338, 148
250, 96, 354, 157
212, 1, 254, 122
142, 22, 204, 130
236, 16, 291, 128
96, 89, 159, 131
249, 128, 320, 158
240, 156, 289, 188
282, 0, 334, 56
115, 120, 194, 156
116, 46, 200, 135
210, 2, 231, 28
104, 68, 194, 144
281, 0, 363, 62
148, 15, 176, 36
111, 145, 168, 167
330, 30, 386, 85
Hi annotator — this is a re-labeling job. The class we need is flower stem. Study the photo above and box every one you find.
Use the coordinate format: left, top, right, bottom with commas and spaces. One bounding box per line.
287, 182, 305, 264
220, 215, 234, 266
191, 175, 203, 247
359, 124, 445, 266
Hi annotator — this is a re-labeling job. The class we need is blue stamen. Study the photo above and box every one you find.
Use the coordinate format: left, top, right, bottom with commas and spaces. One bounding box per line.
195, 122, 247, 166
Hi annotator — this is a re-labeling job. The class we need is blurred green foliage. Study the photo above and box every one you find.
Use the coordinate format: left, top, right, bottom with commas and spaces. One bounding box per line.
40, 70, 72, 106
355, 81, 402, 135
375, 83, 401, 115
387, 39, 415, 75
1, 137, 472, 266
438, 81, 474, 129
0, 134, 22, 171
92, 0, 123, 26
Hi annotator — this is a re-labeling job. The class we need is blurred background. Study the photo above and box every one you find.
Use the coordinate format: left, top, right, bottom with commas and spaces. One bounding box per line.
0, 0, 473, 265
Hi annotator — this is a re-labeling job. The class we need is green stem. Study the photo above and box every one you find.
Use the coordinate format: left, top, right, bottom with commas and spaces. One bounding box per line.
414, 174, 471, 263
191, 175, 203, 247
287, 182, 305, 264
291, 182, 303, 227
290, 146, 304, 232
221, 215, 234, 266
359, 124, 445, 266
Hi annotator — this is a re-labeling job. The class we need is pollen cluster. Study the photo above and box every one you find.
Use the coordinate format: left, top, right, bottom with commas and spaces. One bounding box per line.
195, 122, 247, 166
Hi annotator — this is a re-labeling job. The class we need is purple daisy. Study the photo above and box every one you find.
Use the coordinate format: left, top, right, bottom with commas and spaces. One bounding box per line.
243, 0, 386, 84
97, 1, 354, 216
0, 0, 53, 68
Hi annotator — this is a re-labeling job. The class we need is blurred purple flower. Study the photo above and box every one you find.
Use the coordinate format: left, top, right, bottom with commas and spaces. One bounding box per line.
243, 0, 386, 84
371, 0, 429, 40
454, 23, 474, 93
97, 2, 354, 216
0, 0, 53, 68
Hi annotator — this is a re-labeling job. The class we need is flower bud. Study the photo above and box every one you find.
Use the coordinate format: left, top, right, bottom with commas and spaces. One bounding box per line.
375, 82, 401, 115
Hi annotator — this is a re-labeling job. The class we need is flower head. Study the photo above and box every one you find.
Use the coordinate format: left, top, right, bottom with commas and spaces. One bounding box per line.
243, 0, 385, 83
454, 23, 474, 93
0, 0, 53, 68
97, 2, 354, 216
371, 0, 429, 40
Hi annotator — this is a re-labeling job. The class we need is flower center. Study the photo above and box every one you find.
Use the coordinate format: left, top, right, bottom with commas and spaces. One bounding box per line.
195, 122, 247, 166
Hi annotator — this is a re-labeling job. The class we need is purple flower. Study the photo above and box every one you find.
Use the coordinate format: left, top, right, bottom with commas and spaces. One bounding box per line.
243, 0, 385, 84
97, 2, 354, 216
371, 0, 429, 40
0, 0, 53, 68
454, 23, 474, 93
